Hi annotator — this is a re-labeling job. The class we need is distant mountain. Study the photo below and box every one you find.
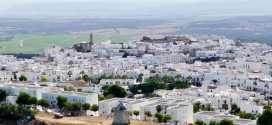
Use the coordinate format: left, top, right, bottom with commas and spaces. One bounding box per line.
4, 0, 272, 19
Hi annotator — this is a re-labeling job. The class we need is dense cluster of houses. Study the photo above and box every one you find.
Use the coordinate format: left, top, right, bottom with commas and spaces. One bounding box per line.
0, 35, 271, 124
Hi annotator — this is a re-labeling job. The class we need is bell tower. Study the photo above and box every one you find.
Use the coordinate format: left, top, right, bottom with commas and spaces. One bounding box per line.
90, 33, 94, 45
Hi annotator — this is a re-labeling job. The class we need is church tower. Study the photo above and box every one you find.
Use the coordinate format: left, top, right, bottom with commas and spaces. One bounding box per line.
90, 33, 94, 45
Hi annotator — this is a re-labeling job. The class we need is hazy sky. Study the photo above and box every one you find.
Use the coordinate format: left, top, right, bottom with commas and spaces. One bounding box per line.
1, 0, 271, 18
0, 0, 209, 7
0, 0, 211, 13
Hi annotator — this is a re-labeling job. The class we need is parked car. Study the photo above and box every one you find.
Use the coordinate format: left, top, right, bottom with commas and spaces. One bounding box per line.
45, 109, 53, 113
54, 113, 64, 119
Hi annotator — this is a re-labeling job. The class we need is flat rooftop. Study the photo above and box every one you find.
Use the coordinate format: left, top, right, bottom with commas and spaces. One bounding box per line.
169, 104, 188, 109
234, 119, 253, 124
199, 111, 219, 116
46, 91, 96, 97
130, 100, 144, 105
145, 102, 159, 107
214, 115, 233, 119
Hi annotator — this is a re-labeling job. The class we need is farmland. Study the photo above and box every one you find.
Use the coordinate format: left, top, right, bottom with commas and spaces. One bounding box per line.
0, 34, 129, 54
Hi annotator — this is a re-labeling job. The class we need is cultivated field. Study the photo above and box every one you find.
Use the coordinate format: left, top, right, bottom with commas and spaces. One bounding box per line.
0, 34, 129, 54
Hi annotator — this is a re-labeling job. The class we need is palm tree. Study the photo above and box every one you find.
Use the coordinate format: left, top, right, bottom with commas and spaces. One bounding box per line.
174, 120, 179, 125
187, 76, 192, 84
80, 70, 85, 77
175, 74, 181, 81
223, 100, 228, 110
169, 76, 175, 83
162, 75, 169, 83
155, 74, 160, 82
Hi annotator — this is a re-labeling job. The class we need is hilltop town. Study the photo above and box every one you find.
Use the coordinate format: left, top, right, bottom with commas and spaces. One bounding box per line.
0, 34, 272, 125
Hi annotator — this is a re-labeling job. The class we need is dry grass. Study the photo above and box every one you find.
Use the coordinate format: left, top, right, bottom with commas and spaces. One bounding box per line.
36, 113, 163, 125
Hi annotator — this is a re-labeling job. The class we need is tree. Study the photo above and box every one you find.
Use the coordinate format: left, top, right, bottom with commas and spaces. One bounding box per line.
209, 120, 218, 125
187, 76, 192, 84
222, 100, 228, 110
122, 52, 129, 58
174, 120, 179, 125
154, 113, 163, 123
69, 86, 76, 91
64, 86, 76, 92
38, 99, 49, 109
220, 119, 234, 125
230, 103, 240, 115
205, 103, 215, 111
156, 105, 163, 113
60, 48, 64, 52
144, 111, 152, 121
257, 109, 272, 125
167, 81, 190, 90
82, 75, 91, 83
121, 75, 128, 79
168, 76, 175, 83
16, 92, 31, 106
162, 114, 172, 123
111, 107, 115, 113
13, 72, 17, 80
0, 89, 8, 102
238, 111, 256, 120
82, 103, 90, 115
90, 77, 99, 84
90, 104, 99, 115
79, 79, 86, 84
80, 71, 85, 76
129, 80, 166, 96
212, 79, 218, 85
66, 102, 82, 116
254, 99, 260, 105
138, 73, 144, 81
194, 102, 201, 113
0, 103, 37, 120
155, 74, 160, 82
175, 74, 182, 81
57, 96, 68, 111
19, 75, 27, 81
28, 96, 38, 107
195, 119, 205, 125
41, 76, 48, 81
103, 84, 127, 98
67, 71, 73, 80
162, 75, 169, 83
133, 110, 140, 118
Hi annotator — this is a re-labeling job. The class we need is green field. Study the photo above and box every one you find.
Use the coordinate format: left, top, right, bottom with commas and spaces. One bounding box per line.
0, 34, 129, 54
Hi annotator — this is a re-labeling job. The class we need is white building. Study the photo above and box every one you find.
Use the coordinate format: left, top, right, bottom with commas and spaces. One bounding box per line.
194, 111, 256, 125
42, 91, 98, 108
99, 79, 137, 86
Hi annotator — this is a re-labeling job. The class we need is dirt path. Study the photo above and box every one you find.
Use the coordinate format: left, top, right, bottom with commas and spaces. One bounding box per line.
36, 113, 162, 125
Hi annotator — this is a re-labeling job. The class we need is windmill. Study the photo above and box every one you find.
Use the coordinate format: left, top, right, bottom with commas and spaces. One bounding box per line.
105, 101, 130, 125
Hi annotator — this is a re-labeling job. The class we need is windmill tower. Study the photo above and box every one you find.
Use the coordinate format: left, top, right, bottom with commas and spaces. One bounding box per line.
112, 101, 130, 125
